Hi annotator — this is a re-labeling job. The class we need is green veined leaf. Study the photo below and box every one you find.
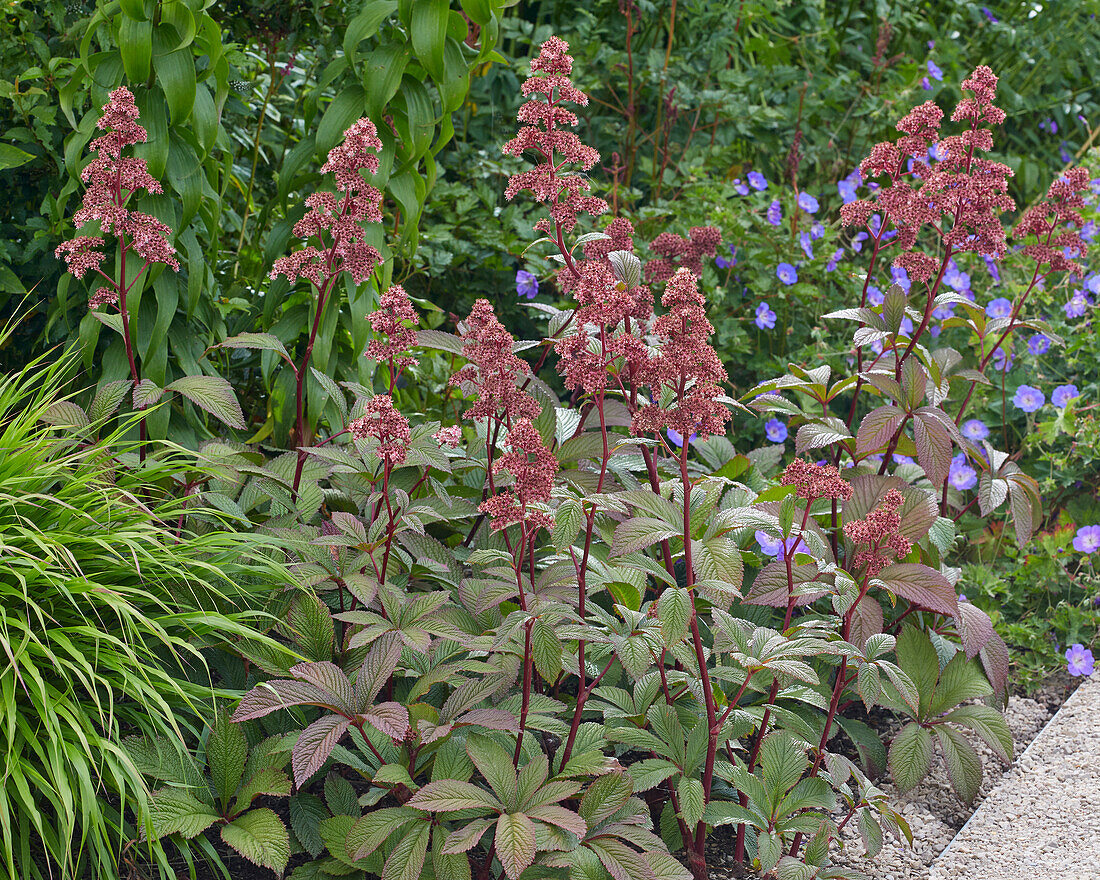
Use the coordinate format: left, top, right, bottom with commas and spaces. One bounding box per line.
148, 789, 220, 839
220, 808, 291, 874
888, 722, 933, 793
166, 375, 245, 429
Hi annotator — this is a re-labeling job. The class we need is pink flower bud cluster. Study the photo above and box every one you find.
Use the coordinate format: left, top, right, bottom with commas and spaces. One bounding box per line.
479, 419, 557, 533
631, 268, 732, 441
348, 395, 411, 466
841, 66, 1016, 283
270, 119, 384, 289
502, 37, 608, 236
644, 227, 722, 285
55, 87, 180, 293
450, 299, 541, 423
365, 284, 420, 369
433, 425, 463, 448
780, 459, 853, 502
1011, 166, 1090, 275
843, 489, 912, 577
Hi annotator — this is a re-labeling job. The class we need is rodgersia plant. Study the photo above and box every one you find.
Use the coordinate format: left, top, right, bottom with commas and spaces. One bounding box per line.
55, 87, 245, 449
137, 39, 1089, 880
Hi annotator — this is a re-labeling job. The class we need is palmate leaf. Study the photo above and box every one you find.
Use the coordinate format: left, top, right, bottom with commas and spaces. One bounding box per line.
220, 808, 291, 874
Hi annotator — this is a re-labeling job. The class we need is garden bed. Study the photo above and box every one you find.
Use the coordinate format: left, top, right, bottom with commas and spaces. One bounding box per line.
702, 672, 1084, 879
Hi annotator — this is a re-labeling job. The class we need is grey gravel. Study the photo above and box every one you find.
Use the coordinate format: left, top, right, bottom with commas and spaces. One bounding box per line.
830, 692, 1054, 880
929, 673, 1100, 880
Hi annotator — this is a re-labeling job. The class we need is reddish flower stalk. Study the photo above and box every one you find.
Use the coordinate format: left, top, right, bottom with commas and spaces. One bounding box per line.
269, 118, 384, 494
55, 86, 181, 458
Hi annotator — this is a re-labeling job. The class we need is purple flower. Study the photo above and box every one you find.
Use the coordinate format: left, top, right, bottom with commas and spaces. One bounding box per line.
890, 265, 911, 292
776, 262, 798, 286
733, 178, 750, 196
982, 6, 998, 23
797, 191, 819, 213
667, 427, 697, 448
1060, 141, 1073, 164
898, 316, 914, 338
945, 263, 970, 292
949, 453, 978, 491
1073, 525, 1100, 554
799, 231, 814, 260
748, 171, 768, 190
826, 248, 844, 272
851, 231, 868, 252
985, 297, 1013, 319
920, 77, 932, 91
1052, 384, 1080, 408
754, 302, 777, 330
767, 200, 783, 226
928, 142, 948, 161
984, 255, 1001, 283
516, 269, 538, 299
755, 531, 807, 561
1081, 221, 1097, 242
993, 348, 1014, 373
1064, 292, 1089, 318
838, 180, 857, 203
927, 59, 944, 81
715, 256, 732, 269
764, 418, 788, 443
893, 454, 915, 466
866, 285, 884, 306
1013, 384, 1045, 413
1065, 643, 1095, 677
1028, 334, 1051, 356
961, 419, 990, 442
1086, 274, 1100, 295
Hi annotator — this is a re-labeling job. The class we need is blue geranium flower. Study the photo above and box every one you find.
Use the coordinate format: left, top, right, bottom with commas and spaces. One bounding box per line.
516, 270, 538, 299
776, 263, 798, 286
754, 302, 777, 330
1013, 385, 1045, 413
797, 192, 819, 213
748, 171, 768, 190
764, 418, 788, 443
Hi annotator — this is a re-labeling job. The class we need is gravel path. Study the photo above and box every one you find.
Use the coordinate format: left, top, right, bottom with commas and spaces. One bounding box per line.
929, 672, 1100, 880
827, 693, 1054, 879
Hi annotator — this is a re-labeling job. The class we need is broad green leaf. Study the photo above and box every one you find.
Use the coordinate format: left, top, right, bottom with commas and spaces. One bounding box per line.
465, 734, 517, 809
148, 789, 220, 839
945, 704, 1013, 764
494, 813, 536, 880
888, 722, 933, 792
220, 808, 291, 874
927, 652, 992, 717
934, 726, 983, 803
407, 779, 500, 812
0, 144, 35, 170
530, 618, 563, 682
657, 588, 691, 646
207, 711, 248, 808
579, 771, 633, 825
231, 768, 293, 816
611, 516, 680, 557
210, 332, 294, 365
410, 0, 448, 81
166, 375, 245, 429
89, 380, 131, 422
676, 776, 704, 827
39, 400, 88, 429
552, 499, 585, 551
156, 47, 196, 124
894, 625, 940, 718
382, 822, 431, 880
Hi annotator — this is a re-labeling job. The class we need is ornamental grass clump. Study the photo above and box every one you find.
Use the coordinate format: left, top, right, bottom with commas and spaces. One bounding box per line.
100, 38, 1091, 880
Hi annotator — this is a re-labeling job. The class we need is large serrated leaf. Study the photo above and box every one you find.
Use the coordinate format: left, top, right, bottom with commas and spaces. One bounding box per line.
148, 789, 220, 839
494, 813, 537, 880
207, 711, 248, 808
221, 808, 291, 873
934, 726, 983, 803
167, 374, 245, 429
888, 722, 933, 792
